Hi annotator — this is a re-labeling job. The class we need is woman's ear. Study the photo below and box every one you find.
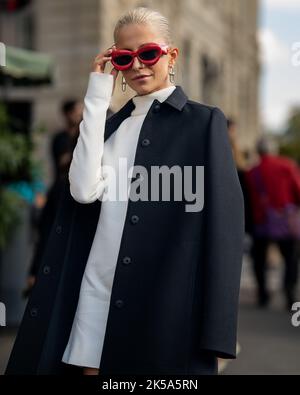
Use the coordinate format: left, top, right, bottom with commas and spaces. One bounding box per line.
169, 47, 179, 64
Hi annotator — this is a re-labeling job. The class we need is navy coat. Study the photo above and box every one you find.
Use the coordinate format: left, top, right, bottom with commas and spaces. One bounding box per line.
5, 85, 245, 375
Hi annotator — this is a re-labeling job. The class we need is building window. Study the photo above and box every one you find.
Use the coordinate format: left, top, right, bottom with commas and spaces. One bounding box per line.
0, 0, 35, 50
182, 39, 191, 92
201, 54, 220, 105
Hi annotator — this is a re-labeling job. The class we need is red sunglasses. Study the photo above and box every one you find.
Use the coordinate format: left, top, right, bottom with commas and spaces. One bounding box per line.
111, 43, 169, 71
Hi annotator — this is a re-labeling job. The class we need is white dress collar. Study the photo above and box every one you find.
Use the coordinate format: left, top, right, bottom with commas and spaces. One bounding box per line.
131, 85, 176, 116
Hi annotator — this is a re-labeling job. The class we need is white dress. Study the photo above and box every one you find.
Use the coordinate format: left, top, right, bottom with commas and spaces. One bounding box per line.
61, 71, 176, 368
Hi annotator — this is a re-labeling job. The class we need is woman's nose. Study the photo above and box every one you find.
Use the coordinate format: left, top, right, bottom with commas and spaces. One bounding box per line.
132, 56, 144, 70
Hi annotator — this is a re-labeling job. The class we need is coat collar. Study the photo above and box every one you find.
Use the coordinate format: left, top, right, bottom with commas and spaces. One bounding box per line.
163, 85, 188, 112
104, 85, 188, 142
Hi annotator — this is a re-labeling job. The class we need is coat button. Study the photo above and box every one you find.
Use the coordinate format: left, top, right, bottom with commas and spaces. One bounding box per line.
141, 139, 151, 147
122, 256, 132, 265
30, 308, 38, 317
56, 225, 62, 234
153, 103, 161, 113
130, 215, 139, 224
43, 266, 51, 275
115, 299, 124, 308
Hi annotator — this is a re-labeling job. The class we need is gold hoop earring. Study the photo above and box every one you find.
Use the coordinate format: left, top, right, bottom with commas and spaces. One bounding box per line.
168, 64, 175, 84
121, 76, 127, 92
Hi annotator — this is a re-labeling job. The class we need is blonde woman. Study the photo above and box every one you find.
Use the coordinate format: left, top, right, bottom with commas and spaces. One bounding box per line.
6, 7, 244, 376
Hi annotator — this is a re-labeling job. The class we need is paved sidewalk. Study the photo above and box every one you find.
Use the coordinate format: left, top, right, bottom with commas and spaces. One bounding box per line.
223, 253, 300, 375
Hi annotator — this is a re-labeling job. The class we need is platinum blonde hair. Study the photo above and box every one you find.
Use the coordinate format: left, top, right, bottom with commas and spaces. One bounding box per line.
113, 7, 173, 46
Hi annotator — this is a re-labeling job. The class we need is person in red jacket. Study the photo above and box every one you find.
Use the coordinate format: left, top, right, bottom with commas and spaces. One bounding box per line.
245, 138, 300, 309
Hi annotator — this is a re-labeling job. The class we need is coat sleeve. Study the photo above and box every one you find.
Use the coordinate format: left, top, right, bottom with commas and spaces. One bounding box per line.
199, 107, 245, 359
68, 72, 113, 203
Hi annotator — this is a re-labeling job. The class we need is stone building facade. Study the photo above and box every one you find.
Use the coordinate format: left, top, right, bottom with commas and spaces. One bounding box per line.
0, 0, 259, 182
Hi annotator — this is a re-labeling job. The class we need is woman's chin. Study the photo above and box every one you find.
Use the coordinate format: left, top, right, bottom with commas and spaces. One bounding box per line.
134, 85, 153, 96
130, 78, 154, 94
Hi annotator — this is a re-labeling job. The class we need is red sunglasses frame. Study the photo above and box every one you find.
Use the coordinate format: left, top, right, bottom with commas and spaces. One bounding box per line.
111, 43, 169, 71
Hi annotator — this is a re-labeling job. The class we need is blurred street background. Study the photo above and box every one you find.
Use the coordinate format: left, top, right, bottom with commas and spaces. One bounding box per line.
1, 0, 300, 375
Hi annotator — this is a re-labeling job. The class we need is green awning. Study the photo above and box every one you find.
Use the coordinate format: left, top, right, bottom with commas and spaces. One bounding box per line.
1, 45, 53, 80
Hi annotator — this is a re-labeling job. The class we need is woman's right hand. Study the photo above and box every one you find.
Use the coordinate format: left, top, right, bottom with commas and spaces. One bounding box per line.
92, 45, 119, 93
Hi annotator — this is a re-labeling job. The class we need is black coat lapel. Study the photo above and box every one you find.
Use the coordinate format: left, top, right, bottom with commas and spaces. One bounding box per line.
104, 85, 188, 141
104, 99, 135, 142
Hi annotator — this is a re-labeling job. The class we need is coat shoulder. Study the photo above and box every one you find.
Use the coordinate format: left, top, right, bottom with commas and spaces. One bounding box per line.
185, 100, 227, 122
183, 100, 228, 139
186, 99, 215, 112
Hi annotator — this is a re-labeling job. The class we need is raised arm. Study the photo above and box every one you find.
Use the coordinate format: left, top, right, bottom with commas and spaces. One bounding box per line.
69, 46, 118, 203
69, 72, 113, 203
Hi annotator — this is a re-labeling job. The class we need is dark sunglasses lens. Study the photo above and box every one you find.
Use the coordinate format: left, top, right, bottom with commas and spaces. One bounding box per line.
139, 48, 160, 61
114, 54, 132, 66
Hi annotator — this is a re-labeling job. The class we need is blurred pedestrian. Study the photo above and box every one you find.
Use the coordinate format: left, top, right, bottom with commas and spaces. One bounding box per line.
245, 137, 300, 309
52, 100, 83, 182
227, 118, 253, 236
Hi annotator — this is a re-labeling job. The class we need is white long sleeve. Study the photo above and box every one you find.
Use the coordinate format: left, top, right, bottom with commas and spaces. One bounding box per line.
69, 72, 114, 203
